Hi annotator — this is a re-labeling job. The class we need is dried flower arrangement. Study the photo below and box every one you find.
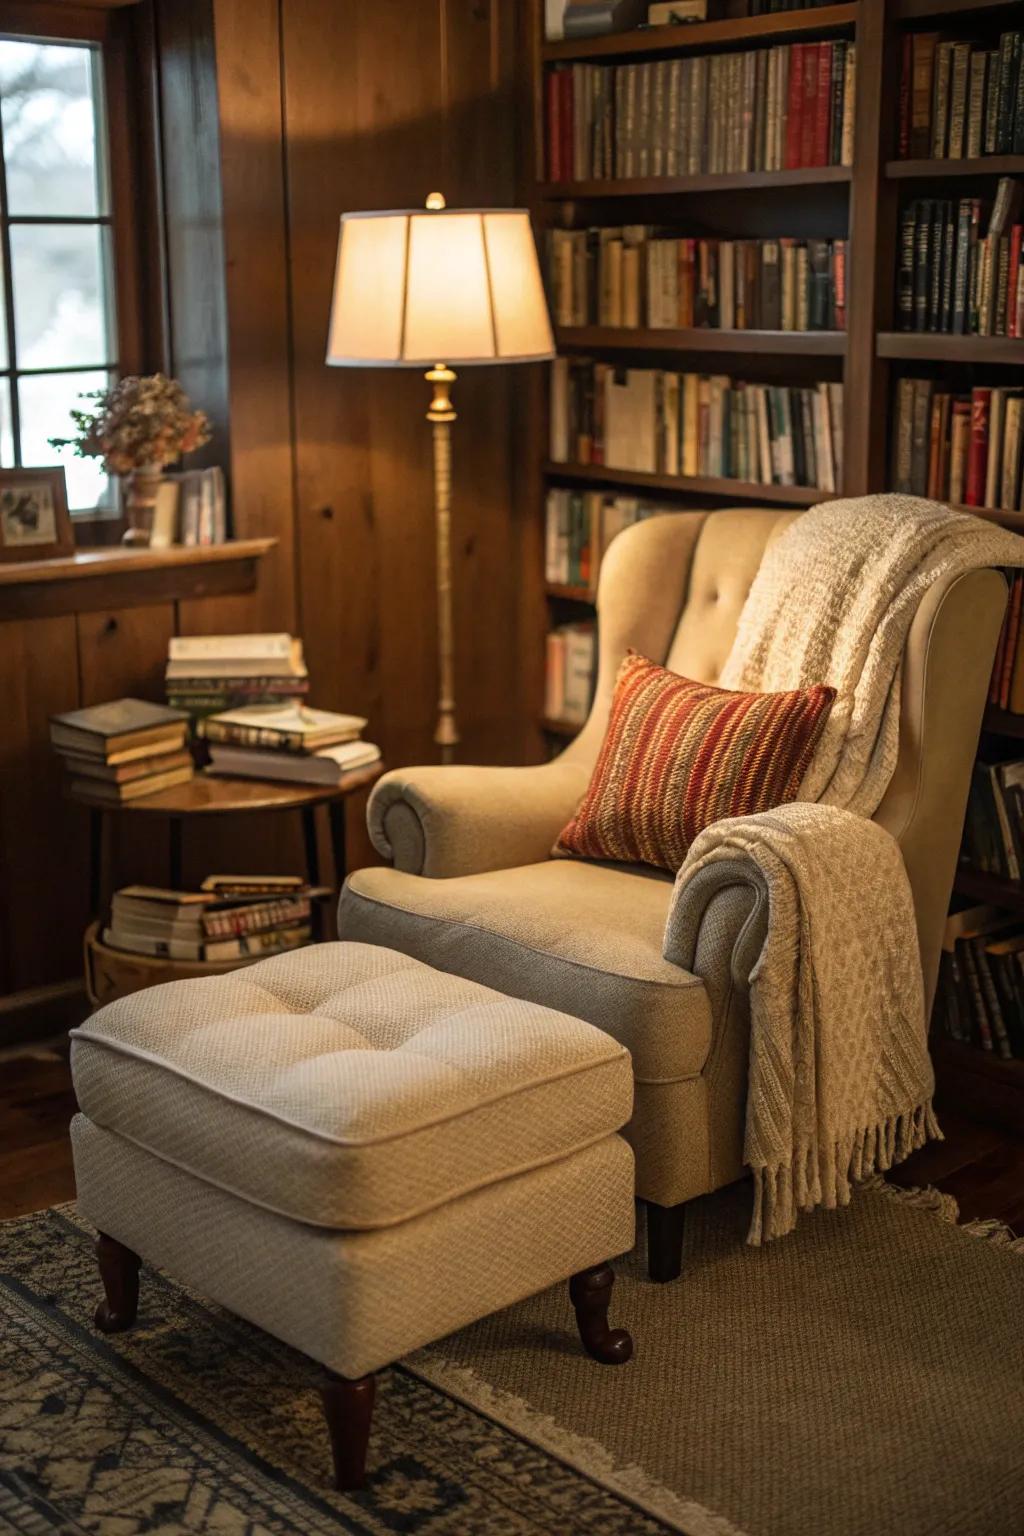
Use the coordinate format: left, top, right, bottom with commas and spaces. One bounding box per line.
50, 373, 211, 475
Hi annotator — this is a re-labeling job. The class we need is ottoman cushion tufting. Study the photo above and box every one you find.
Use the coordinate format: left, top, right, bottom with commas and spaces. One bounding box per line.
70, 941, 632, 1230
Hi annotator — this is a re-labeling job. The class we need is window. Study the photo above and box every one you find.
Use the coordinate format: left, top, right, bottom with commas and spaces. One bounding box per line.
0, 37, 118, 514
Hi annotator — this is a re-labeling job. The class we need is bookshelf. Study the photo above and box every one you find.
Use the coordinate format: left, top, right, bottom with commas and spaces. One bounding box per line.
525, 0, 1024, 1123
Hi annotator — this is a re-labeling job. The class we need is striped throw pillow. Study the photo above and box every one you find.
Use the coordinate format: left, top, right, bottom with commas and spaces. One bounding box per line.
555, 651, 835, 873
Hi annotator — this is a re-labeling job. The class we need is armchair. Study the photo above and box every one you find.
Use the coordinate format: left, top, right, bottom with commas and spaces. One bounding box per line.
339, 506, 1005, 1280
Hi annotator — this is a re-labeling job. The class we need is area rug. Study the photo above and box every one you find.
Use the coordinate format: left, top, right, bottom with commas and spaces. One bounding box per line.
1, 1187, 1021, 1536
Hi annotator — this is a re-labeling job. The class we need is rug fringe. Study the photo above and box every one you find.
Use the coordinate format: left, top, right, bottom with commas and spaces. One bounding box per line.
749, 1099, 940, 1244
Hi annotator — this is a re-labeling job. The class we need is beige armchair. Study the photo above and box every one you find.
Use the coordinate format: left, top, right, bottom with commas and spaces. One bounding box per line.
338, 507, 1005, 1280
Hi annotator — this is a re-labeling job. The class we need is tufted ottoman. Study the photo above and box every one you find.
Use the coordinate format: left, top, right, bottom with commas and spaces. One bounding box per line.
69, 941, 636, 1489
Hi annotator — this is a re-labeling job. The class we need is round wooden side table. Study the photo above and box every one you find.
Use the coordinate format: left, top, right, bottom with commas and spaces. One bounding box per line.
71, 764, 384, 934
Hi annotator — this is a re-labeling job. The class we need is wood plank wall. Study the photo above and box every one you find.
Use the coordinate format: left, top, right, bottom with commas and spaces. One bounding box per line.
0, 0, 540, 1041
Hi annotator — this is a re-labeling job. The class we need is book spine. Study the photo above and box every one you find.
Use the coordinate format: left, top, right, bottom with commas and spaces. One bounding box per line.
966, 387, 992, 506
785, 43, 804, 170
898, 34, 912, 158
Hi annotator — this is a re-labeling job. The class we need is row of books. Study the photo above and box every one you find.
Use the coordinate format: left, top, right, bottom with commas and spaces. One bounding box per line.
899, 31, 1024, 161
897, 181, 1023, 338
199, 703, 381, 788
150, 466, 228, 549
104, 876, 319, 964
545, 490, 666, 590
988, 571, 1024, 715
165, 632, 309, 719
545, 41, 856, 181
49, 699, 193, 804
550, 359, 843, 491
548, 229, 847, 332
935, 902, 1024, 1060
545, 0, 837, 37
892, 380, 1024, 513
545, 622, 597, 727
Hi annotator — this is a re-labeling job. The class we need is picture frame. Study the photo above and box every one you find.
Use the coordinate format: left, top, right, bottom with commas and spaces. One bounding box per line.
0, 467, 74, 563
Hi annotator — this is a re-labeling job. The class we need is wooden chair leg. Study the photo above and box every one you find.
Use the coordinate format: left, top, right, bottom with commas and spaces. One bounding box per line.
321, 1371, 376, 1491
94, 1231, 141, 1333
569, 1263, 633, 1364
646, 1200, 687, 1283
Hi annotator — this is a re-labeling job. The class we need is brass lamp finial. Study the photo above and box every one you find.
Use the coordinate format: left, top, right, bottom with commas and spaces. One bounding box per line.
425, 191, 446, 211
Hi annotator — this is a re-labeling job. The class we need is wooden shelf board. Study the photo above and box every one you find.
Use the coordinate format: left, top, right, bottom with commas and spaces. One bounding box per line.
886, 155, 1024, 180
0, 538, 277, 622
544, 460, 829, 505
959, 505, 1024, 534
983, 707, 1024, 739
876, 333, 1024, 363
541, 4, 858, 62
556, 325, 847, 356
930, 1036, 1024, 1134
893, 0, 1020, 16
546, 582, 596, 602
539, 166, 852, 199
542, 716, 583, 738
953, 865, 1024, 910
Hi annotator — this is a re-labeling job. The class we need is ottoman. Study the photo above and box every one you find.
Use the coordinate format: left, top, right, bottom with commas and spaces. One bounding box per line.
69, 941, 637, 1490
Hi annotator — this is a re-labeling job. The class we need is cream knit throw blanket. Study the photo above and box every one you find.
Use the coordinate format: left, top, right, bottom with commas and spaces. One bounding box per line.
665, 496, 1024, 1243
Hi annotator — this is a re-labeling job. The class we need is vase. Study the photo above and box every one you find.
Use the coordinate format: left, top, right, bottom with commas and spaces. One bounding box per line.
122, 465, 163, 547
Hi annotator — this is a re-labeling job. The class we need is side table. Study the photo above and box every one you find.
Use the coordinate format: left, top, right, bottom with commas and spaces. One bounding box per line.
71, 764, 384, 936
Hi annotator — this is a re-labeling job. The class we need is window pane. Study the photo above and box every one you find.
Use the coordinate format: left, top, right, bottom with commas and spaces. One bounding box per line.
0, 381, 12, 465
19, 369, 114, 512
11, 223, 114, 369
0, 41, 105, 216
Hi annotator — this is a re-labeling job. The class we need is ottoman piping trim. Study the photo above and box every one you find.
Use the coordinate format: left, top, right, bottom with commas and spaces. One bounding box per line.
342, 885, 706, 992
69, 1028, 630, 1147
73, 1114, 630, 1232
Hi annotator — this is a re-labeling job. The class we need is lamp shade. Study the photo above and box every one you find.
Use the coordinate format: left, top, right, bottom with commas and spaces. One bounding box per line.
326, 204, 555, 368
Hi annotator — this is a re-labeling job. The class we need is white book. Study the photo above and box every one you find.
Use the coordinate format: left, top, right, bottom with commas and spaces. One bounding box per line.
814, 384, 836, 493
828, 382, 844, 488
562, 626, 595, 725
604, 369, 657, 472
208, 740, 381, 787
170, 633, 295, 663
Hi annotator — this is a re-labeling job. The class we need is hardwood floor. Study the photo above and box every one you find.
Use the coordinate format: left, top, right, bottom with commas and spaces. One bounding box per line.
1, 1039, 1022, 1227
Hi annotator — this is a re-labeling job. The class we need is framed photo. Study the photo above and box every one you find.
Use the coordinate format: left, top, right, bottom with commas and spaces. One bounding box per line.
0, 467, 73, 563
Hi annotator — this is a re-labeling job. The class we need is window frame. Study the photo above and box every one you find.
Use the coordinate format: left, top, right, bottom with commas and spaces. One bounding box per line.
0, 1, 159, 537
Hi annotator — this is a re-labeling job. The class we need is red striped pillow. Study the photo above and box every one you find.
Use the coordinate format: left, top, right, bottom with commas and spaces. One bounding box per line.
555, 651, 835, 873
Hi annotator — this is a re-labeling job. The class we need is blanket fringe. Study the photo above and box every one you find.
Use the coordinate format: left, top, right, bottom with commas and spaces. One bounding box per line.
748, 1099, 940, 1244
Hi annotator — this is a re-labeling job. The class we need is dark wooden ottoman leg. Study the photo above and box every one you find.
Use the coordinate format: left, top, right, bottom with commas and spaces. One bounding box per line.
569, 1263, 633, 1364
94, 1232, 141, 1334
646, 1200, 687, 1283
321, 1372, 376, 1491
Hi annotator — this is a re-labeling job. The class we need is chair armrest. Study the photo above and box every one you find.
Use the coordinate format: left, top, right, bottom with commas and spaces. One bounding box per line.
367, 760, 592, 877
662, 858, 769, 993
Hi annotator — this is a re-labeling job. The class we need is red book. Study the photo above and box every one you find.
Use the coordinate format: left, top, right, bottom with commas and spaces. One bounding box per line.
546, 69, 562, 181
965, 387, 991, 507
999, 573, 1024, 710
898, 35, 912, 159
785, 44, 804, 170
800, 44, 819, 169
559, 70, 573, 185
813, 44, 833, 168
1009, 224, 1022, 338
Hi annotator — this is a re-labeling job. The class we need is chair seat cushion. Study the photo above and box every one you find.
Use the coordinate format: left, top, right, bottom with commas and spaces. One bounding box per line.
70, 942, 632, 1231
339, 860, 712, 1083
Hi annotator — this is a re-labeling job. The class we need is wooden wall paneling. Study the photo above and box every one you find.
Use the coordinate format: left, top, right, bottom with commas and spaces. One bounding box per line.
76, 604, 176, 893
0, 617, 85, 995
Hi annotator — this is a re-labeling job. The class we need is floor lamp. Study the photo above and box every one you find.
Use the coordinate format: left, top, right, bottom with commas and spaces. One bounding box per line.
326, 195, 555, 763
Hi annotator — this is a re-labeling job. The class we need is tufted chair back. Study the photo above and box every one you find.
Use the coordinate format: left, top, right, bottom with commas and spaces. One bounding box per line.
557, 507, 1005, 1006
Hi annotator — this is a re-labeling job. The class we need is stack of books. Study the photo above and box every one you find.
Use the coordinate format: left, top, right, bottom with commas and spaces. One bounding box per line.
165, 633, 310, 720
199, 704, 381, 786
897, 179, 1022, 338
898, 31, 1024, 161
934, 902, 1024, 1060
546, 489, 666, 591
892, 380, 1023, 512
545, 41, 856, 181
549, 229, 847, 332
151, 466, 227, 548
551, 359, 843, 492
545, 623, 597, 726
49, 699, 193, 803
104, 875, 319, 962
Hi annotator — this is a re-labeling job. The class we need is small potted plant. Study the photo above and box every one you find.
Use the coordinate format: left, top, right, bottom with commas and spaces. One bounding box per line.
50, 374, 211, 546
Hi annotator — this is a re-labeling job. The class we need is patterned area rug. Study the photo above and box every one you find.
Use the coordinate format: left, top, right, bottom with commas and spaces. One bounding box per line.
1, 1187, 1022, 1536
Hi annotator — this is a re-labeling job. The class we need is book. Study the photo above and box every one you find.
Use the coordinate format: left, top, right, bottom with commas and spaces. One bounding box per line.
69, 764, 195, 802
58, 748, 194, 785
50, 698, 189, 763
899, 31, 1024, 165
198, 704, 367, 753
895, 381, 1024, 511
169, 633, 297, 663
206, 739, 382, 786
103, 921, 311, 963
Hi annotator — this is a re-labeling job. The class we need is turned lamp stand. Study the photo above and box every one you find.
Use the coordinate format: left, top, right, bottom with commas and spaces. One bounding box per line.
426, 363, 459, 763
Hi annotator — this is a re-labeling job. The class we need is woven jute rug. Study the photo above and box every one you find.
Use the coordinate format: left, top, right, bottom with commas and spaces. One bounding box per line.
1, 1184, 1021, 1536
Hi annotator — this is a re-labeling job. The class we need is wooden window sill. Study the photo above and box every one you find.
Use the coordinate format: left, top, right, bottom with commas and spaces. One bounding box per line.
0, 539, 277, 621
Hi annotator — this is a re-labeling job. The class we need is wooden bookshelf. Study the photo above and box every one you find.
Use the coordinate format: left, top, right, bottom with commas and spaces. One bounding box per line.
953, 866, 1024, 910
542, 3, 858, 61
885, 154, 1024, 180
544, 459, 830, 505
557, 326, 847, 356
877, 334, 1024, 363
539, 166, 852, 199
